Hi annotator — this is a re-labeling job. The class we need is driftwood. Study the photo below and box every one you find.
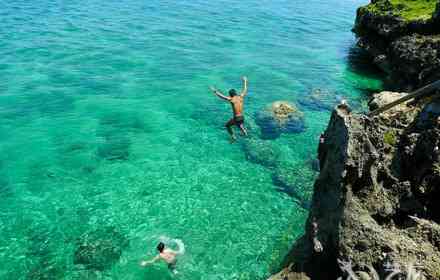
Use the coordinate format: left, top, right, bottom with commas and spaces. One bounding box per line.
369, 80, 440, 117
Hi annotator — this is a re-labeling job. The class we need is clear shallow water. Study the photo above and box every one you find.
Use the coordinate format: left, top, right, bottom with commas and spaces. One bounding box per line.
0, 0, 382, 279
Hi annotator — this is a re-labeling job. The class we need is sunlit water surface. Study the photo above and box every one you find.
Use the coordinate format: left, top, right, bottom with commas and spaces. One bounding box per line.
0, 0, 382, 279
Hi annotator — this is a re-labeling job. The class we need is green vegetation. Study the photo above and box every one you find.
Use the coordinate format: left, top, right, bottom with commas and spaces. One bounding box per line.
361, 0, 437, 21
383, 130, 397, 146
433, 163, 440, 175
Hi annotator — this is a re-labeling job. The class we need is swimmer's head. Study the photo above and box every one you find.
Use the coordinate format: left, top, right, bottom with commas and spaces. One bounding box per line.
229, 89, 237, 97
157, 242, 165, 253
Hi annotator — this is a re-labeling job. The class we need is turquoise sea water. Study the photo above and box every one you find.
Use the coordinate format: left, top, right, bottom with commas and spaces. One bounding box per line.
0, 0, 382, 279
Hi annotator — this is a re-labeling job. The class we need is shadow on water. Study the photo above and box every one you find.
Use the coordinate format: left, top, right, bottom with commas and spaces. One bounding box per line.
0, 161, 10, 198
0, 177, 12, 198
346, 46, 383, 80
239, 132, 315, 210
95, 112, 148, 161
347, 46, 385, 91
25, 226, 66, 280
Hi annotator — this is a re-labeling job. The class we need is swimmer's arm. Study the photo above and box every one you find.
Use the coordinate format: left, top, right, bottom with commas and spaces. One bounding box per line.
240, 76, 248, 97
209, 86, 230, 101
140, 255, 160, 266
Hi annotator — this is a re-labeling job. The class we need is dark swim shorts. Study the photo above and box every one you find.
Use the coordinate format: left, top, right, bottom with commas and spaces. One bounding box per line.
168, 261, 177, 271
234, 115, 244, 125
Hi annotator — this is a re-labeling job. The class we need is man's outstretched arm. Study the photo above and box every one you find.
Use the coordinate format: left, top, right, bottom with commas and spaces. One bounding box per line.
209, 86, 230, 101
240, 76, 248, 97
140, 255, 160, 266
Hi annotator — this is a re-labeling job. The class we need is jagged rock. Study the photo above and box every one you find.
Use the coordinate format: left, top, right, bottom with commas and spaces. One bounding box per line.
354, 5, 407, 39
390, 35, 440, 86
268, 266, 311, 280
434, 1, 440, 22
417, 99, 440, 128
255, 101, 306, 139
73, 226, 129, 271
270, 98, 440, 279
353, 0, 440, 90
368, 91, 411, 120
369, 91, 407, 110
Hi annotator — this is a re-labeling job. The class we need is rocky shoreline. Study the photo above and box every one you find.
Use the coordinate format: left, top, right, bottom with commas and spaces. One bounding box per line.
268, 1, 440, 279
353, 0, 440, 91
270, 94, 440, 280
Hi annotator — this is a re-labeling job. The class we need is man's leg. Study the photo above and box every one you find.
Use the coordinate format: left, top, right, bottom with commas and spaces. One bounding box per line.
225, 119, 236, 142
239, 123, 248, 136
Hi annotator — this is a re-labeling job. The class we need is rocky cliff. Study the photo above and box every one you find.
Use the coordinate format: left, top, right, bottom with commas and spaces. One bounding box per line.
267, 2, 440, 279
269, 92, 440, 280
353, 0, 440, 90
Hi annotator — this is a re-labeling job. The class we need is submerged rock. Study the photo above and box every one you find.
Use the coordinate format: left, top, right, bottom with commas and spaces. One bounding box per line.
241, 137, 281, 168
0, 177, 12, 197
298, 89, 338, 112
271, 164, 316, 208
255, 101, 306, 139
97, 133, 131, 161
74, 226, 129, 271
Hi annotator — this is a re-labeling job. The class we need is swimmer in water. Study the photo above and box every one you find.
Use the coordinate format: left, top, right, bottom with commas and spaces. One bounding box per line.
140, 239, 185, 274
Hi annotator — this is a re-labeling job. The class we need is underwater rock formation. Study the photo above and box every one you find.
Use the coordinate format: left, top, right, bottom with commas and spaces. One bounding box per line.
255, 101, 306, 139
269, 92, 440, 279
354, 0, 440, 90
73, 226, 129, 271
272, 164, 316, 209
298, 89, 338, 112
241, 137, 282, 168
241, 135, 317, 208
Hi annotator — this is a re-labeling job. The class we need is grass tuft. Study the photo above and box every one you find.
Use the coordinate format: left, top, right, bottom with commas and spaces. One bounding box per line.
362, 0, 437, 21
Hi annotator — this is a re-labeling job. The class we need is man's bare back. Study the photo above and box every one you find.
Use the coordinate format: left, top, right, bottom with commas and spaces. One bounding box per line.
230, 95, 244, 117
210, 76, 249, 142
158, 249, 177, 264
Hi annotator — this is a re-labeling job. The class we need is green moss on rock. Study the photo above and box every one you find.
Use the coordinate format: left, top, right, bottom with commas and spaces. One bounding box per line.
362, 0, 437, 21
383, 130, 397, 146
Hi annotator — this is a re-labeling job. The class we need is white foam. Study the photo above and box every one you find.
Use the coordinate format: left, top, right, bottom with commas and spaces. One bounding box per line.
159, 235, 185, 255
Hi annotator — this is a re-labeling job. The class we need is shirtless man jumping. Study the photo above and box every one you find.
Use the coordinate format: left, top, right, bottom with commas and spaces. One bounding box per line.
209, 76, 249, 142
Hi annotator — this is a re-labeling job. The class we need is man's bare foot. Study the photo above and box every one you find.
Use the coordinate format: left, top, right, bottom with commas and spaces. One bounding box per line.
230, 136, 237, 143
